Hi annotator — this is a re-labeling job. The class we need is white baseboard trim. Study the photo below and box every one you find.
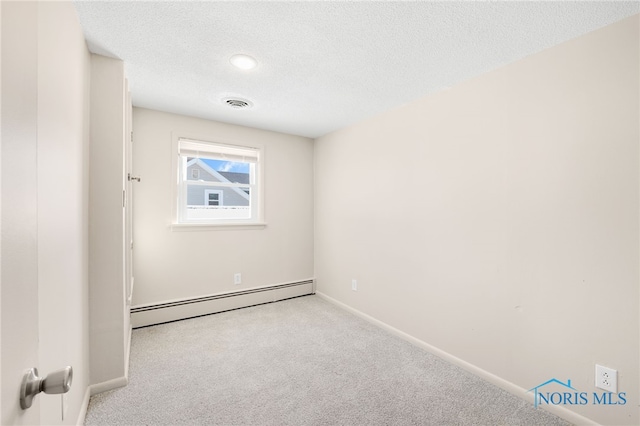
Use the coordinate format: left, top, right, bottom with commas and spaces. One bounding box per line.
89, 376, 128, 396
76, 386, 91, 426
76, 377, 128, 424
131, 279, 314, 328
315, 291, 598, 426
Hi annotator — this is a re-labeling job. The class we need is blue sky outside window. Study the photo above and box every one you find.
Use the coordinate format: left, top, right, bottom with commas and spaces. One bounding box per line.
200, 158, 250, 174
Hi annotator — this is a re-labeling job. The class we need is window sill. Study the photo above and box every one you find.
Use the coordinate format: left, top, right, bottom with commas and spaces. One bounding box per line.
171, 222, 267, 231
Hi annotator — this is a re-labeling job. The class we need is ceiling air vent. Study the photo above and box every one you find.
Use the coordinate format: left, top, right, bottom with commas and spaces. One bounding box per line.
223, 98, 253, 109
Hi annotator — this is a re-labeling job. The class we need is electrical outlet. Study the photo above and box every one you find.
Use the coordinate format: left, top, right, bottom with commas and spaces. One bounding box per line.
234, 273, 242, 285
351, 279, 357, 291
595, 364, 617, 393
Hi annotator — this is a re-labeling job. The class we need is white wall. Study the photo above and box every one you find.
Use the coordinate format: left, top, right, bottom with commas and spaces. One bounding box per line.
89, 55, 129, 388
314, 15, 639, 426
132, 108, 313, 309
1, 0, 3, 415
1, 1, 91, 424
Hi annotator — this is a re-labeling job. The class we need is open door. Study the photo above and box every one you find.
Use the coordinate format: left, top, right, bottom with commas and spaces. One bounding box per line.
2, 2, 91, 424
1, 2, 42, 424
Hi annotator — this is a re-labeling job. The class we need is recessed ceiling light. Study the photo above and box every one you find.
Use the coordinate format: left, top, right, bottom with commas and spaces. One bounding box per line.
229, 54, 258, 70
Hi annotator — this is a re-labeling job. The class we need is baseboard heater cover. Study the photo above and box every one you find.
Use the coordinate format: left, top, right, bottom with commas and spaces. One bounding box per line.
131, 279, 315, 328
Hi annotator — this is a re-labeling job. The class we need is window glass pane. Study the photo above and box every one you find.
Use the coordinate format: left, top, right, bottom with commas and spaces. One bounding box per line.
185, 184, 251, 220
185, 158, 251, 182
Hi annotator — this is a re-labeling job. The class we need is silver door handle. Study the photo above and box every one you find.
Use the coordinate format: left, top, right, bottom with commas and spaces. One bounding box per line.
128, 173, 141, 182
20, 366, 72, 409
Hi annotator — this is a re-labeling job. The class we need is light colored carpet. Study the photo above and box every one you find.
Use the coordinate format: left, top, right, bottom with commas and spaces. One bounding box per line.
85, 295, 570, 425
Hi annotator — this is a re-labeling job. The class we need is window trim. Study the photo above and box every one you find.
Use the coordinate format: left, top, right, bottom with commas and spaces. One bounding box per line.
171, 132, 265, 229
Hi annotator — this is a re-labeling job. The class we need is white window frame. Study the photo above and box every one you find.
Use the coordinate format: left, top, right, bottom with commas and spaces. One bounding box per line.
171, 133, 265, 229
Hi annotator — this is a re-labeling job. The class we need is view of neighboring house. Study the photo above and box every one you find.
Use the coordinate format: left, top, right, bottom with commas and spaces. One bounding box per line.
186, 158, 250, 208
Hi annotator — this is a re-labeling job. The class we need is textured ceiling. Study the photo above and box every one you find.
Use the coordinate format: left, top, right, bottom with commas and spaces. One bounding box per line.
73, 1, 639, 139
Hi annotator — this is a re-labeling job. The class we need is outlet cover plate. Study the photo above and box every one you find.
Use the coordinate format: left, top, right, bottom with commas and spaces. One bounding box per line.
595, 364, 617, 393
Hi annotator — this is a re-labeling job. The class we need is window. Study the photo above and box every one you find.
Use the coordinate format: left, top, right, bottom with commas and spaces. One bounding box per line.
174, 137, 262, 225
204, 189, 223, 206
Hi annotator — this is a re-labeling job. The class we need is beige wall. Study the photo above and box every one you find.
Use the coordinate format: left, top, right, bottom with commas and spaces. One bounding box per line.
314, 15, 639, 426
89, 55, 130, 389
132, 108, 314, 309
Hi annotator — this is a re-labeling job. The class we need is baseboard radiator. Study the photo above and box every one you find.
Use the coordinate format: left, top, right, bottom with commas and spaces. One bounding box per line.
130, 279, 315, 328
